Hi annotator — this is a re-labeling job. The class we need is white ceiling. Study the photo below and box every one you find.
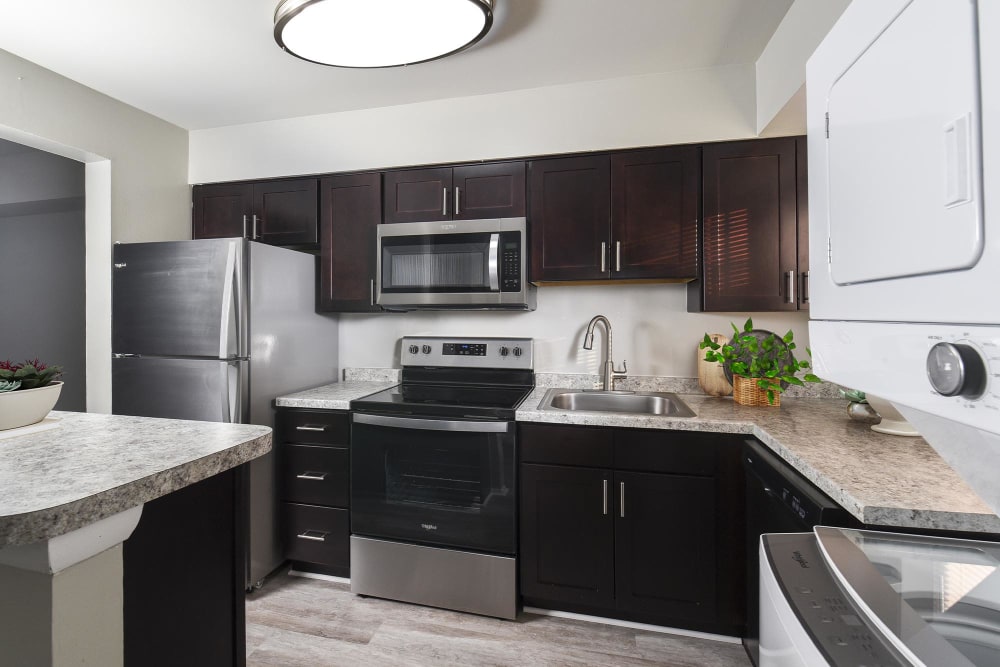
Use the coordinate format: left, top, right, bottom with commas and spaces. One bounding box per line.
0, 0, 793, 131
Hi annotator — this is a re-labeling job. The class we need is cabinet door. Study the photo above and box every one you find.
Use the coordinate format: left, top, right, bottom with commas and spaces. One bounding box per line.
796, 138, 809, 310
519, 464, 614, 608
192, 182, 252, 239
528, 155, 611, 282
318, 173, 381, 312
614, 470, 717, 624
383, 167, 452, 223
611, 147, 699, 280
453, 161, 525, 220
252, 178, 319, 246
701, 137, 798, 311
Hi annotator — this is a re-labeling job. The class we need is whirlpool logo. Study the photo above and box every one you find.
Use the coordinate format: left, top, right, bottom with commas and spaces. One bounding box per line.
421, 523, 438, 531
792, 550, 810, 568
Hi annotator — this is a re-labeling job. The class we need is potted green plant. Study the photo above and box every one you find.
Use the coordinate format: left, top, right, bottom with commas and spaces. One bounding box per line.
0, 359, 64, 430
699, 318, 820, 406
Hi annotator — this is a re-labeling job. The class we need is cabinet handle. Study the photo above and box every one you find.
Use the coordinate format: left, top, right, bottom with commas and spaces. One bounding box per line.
620, 482, 625, 518
295, 425, 327, 432
786, 270, 796, 304
615, 241, 621, 272
442, 188, 448, 216
296, 471, 328, 481
454, 186, 461, 216
602, 479, 608, 515
370, 278, 375, 306
600, 242, 607, 273
242, 214, 248, 239
297, 530, 328, 542
252, 214, 259, 240
802, 271, 810, 304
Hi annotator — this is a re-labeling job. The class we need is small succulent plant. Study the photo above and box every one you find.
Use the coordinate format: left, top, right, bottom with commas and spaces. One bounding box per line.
0, 359, 63, 391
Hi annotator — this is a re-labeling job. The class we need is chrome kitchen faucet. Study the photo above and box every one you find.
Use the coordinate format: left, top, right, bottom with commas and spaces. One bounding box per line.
583, 315, 627, 391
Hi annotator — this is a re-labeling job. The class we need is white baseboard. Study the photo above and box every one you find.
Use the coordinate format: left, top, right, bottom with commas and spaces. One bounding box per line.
521, 606, 741, 644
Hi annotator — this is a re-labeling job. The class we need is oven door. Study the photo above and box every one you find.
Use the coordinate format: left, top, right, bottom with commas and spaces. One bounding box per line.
350, 413, 516, 555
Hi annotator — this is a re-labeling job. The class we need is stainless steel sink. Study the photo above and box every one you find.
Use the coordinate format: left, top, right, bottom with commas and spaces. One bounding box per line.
539, 388, 695, 418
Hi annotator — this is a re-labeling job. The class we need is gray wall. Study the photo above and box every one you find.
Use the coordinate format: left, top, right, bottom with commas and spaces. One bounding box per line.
0, 140, 86, 410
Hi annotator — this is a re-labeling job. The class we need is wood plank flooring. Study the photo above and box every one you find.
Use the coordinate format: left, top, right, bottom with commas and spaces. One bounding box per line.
246, 571, 752, 666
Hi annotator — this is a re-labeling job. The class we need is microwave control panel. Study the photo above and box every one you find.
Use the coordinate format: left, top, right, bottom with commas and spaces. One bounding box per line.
500, 233, 521, 292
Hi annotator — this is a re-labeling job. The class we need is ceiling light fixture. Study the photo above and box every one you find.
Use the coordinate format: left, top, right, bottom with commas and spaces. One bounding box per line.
273, 0, 495, 68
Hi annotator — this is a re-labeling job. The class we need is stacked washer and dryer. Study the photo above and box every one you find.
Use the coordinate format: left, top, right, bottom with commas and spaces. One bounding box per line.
759, 2, 1000, 665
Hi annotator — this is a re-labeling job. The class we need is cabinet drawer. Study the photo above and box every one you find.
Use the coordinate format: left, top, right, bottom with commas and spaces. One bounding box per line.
520, 423, 613, 467
281, 444, 349, 506
278, 409, 349, 446
283, 503, 349, 569
614, 430, 718, 476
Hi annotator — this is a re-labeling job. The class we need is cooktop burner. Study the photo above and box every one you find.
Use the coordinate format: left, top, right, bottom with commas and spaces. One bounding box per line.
350, 336, 535, 420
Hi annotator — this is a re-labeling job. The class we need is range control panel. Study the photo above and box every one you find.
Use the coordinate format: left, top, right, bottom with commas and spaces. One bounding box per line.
401, 337, 534, 370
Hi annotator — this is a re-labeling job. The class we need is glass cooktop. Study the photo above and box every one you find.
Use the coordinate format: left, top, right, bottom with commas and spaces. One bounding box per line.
351, 382, 533, 420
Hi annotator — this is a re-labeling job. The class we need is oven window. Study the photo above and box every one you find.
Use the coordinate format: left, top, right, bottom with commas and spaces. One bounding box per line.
386, 442, 508, 511
381, 233, 494, 292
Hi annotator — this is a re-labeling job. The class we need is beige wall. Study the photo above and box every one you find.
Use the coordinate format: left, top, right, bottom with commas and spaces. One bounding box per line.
189, 65, 758, 182
0, 48, 189, 412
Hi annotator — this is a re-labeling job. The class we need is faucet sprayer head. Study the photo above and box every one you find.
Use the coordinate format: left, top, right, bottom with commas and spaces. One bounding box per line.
583, 331, 594, 350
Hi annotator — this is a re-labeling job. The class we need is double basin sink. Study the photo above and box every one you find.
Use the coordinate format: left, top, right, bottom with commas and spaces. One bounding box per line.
538, 387, 695, 418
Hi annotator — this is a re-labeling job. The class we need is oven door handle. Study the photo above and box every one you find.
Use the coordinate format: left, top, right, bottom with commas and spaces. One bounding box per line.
353, 412, 511, 433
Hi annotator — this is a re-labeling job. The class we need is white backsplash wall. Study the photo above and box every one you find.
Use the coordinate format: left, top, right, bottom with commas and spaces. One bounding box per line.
339, 284, 811, 378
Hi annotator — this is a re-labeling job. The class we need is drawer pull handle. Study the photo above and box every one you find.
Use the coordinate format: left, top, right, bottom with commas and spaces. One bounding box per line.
296, 471, 328, 481
296, 425, 327, 432
297, 530, 328, 542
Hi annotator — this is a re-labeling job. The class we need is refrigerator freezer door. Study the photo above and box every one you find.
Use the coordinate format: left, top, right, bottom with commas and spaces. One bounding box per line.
112, 357, 248, 423
113, 239, 246, 359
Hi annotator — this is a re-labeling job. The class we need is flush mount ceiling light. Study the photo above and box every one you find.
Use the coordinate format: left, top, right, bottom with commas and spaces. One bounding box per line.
274, 0, 495, 68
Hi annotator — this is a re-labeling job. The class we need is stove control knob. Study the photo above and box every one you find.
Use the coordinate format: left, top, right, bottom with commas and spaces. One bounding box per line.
927, 342, 987, 399
421, 345, 432, 354
408, 345, 419, 354
513, 346, 523, 357
499, 346, 510, 357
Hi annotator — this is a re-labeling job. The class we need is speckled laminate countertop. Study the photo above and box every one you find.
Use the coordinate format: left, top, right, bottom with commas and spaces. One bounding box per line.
0, 411, 272, 547
517, 388, 1000, 534
274, 379, 399, 411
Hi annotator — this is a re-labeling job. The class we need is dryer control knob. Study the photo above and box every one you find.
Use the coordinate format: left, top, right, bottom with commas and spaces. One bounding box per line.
927, 342, 987, 399
408, 345, 419, 354
512, 346, 523, 357
422, 345, 432, 354
499, 346, 510, 357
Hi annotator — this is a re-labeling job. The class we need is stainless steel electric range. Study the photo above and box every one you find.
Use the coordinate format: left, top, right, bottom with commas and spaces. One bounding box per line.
349, 336, 534, 620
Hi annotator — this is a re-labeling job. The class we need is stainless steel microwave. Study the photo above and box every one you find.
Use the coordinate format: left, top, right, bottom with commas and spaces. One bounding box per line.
376, 217, 536, 310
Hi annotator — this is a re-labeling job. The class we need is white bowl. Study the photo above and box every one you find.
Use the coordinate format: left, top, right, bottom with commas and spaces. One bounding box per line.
0, 381, 63, 431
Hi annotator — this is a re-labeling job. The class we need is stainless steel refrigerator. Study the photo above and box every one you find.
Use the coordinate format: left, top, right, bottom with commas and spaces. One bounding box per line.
111, 238, 339, 589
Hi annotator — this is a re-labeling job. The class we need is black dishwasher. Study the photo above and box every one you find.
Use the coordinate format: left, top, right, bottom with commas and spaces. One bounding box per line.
742, 439, 858, 666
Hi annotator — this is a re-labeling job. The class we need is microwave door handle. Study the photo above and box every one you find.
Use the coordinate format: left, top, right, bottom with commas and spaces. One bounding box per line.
353, 413, 510, 433
488, 233, 500, 291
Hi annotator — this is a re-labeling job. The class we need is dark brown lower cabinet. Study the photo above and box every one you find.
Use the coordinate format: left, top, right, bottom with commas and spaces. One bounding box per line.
123, 466, 245, 667
519, 464, 614, 608
278, 408, 351, 577
519, 424, 745, 636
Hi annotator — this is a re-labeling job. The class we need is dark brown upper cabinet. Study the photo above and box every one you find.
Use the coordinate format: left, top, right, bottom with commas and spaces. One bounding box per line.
318, 172, 382, 312
192, 178, 319, 247
530, 149, 699, 283
691, 136, 807, 312
611, 146, 699, 280
382, 161, 525, 224
529, 154, 612, 282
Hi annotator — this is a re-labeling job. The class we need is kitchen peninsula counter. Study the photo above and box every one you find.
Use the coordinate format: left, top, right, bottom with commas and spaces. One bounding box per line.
516, 389, 1000, 534
0, 410, 271, 547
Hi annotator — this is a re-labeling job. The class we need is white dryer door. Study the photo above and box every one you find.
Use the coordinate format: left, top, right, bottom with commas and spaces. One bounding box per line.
827, 0, 983, 285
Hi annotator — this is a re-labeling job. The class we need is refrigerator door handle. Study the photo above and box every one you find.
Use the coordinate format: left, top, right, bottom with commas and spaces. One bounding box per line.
225, 360, 247, 424
219, 241, 243, 359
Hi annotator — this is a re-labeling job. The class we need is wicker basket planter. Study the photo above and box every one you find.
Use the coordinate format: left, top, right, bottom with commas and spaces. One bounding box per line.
732, 375, 780, 407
